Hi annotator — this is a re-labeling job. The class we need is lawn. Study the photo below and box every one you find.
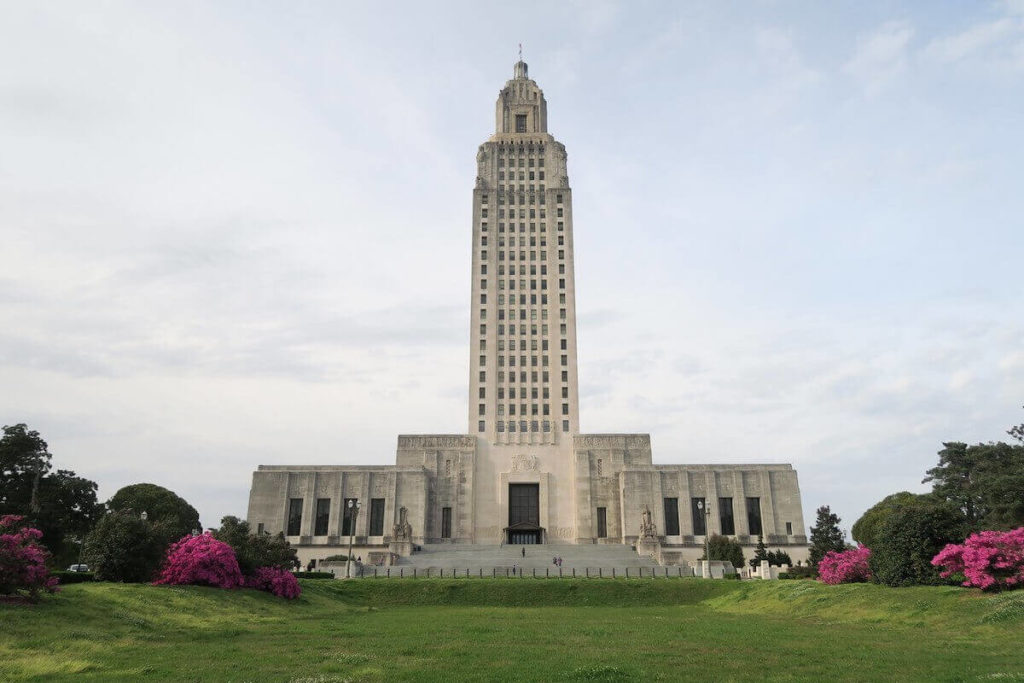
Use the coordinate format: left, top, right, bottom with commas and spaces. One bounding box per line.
2, 578, 1023, 681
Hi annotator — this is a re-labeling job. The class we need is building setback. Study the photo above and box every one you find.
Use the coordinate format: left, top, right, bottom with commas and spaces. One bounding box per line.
247, 60, 809, 565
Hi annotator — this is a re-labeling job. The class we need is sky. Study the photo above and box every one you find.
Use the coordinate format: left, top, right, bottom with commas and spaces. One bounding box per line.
2, 1, 1022, 538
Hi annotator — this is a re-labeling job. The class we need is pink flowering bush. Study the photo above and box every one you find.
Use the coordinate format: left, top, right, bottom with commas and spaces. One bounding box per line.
245, 566, 301, 600
817, 546, 872, 585
154, 532, 244, 589
0, 515, 60, 600
931, 527, 1024, 591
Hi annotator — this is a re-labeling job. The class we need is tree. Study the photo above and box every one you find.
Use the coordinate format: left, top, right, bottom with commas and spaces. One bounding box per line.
702, 534, 745, 569
82, 510, 164, 582
851, 491, 919, 549
749, 535, 769, 568
869, 495, 967, 587
1008, 405, 1023, 445
924, 441, 1024, 531
107, 483, 200, 548
0, 425, 101, 565
767, 549, 793, 566
212, 516, 296, 575
808, 506, 846, 566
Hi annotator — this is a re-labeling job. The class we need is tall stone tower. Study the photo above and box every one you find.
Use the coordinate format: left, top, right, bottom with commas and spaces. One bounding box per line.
469, 60, 580, 443
463, 59, 584, 545
247, 58, 809, 560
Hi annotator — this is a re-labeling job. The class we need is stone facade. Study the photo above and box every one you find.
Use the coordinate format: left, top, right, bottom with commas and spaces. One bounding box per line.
246, 60, 809, 566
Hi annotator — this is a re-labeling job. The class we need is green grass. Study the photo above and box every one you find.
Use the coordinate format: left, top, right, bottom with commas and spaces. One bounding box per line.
2, 578, 1023, 681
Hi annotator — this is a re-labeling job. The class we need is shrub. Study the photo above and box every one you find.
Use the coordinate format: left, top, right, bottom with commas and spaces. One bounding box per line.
932, 527, 1024, 591
49, 570, 96, 584
154, 532, 243, 589
702, 535, 744, 569
779, 565, 817, 580
869, 496, 967, 587
323, 554, 350, 562
83, 510, 164, 582
246, 567, 301, 599
817, 546, 872, 585
211, 516, 297, 574
292, 571, 334, 579
0, 515, 59, 599
852, 492, 919, 549
767, 550, 793, 567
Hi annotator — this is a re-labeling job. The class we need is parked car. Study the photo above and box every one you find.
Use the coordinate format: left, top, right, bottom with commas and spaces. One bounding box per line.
67, 564, 90, 573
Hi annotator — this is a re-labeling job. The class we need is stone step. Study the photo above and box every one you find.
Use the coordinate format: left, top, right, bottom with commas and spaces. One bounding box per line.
393, 543, 661, 571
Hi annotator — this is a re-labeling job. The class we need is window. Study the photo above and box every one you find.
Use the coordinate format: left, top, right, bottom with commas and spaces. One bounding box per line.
369, 498, 385, 536
478, 420, 486, 432
256, 522, 264, 535
441, 507, 452, 538
718, 497, 735, 535
314, 498, 330, 536
479, 371, 485, 382
479, 403, 485, 415
746, 497, 763, 536
287, 498, 303, 536
596, 507, 608, 538
786, 521, 793, 535
691, 497, 707, 536
479, 387, 485, 398
562, 403, 569, 415
341, 498, 358, 536
664, 498, 680, 536
515, 114, 527, 132
562, 419, 569, 431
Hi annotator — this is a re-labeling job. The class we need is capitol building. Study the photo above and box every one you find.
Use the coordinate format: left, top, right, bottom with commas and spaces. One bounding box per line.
247, 60, 809, 567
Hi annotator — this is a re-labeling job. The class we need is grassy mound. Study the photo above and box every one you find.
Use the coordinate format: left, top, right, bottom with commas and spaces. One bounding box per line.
1, 579, 1021, 681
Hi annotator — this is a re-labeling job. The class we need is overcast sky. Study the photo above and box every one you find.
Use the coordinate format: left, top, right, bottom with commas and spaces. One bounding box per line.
2, 1, 1022, 537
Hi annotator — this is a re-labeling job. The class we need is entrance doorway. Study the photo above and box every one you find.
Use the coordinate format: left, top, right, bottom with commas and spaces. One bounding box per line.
507, 483, 542, 544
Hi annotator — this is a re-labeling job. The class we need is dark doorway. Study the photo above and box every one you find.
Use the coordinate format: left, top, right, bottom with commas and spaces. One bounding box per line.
507, 483, 541, 544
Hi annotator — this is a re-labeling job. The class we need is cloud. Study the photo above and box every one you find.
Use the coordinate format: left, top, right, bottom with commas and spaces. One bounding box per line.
921, 14, 1024, 74
844, 21, 915, 95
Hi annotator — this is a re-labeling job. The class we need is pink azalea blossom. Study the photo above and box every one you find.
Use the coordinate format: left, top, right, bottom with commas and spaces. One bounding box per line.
154, 532, 244, 589
817, 546, 872, 585
0, 515, 60, 599
932, 527, 1024, 591
245, 566, 301, 600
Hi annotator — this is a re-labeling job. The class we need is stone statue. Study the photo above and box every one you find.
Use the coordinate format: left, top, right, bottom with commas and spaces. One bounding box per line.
393, 506, 412, 541
640, 504, 657, 539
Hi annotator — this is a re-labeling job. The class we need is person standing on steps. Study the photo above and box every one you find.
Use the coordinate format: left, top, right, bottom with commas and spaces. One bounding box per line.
521, 547, 526, 558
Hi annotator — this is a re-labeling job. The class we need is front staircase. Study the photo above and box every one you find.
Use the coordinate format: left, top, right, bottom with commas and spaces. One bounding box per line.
384, 543, 665, 577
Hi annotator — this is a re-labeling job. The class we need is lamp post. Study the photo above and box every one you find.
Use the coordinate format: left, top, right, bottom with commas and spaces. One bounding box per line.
697, 499, 711, 573
346, 499, 361, 579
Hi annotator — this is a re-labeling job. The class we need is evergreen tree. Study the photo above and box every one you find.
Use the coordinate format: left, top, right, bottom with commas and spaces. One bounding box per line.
749, 534, 769, 568
808, 505, 846, 566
